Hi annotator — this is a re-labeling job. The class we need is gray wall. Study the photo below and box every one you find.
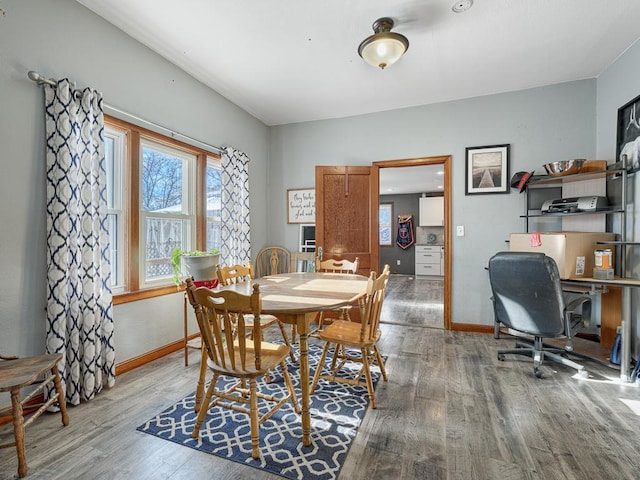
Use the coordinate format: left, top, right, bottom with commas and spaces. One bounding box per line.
0, 0, 270, 361
270, 81, 597, 325
379, 193, 419, 275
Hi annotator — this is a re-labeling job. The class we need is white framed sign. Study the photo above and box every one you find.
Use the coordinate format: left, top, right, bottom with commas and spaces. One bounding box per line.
287, 188, 315, 224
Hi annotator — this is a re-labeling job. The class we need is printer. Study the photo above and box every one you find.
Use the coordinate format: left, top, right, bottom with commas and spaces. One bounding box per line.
541, 196, 608, 214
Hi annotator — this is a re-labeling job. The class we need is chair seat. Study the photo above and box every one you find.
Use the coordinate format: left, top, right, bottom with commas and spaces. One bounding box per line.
317, 320, 380, 347
243, 313, 278, 328
0, 353, 69, 478
0, 354, 62, 391
207, 340, 292, 377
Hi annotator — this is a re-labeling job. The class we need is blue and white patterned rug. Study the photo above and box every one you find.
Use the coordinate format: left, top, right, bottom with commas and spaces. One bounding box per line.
137, 344, 382, 480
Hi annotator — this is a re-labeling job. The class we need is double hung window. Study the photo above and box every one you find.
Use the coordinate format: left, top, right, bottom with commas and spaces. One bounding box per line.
104, 116, 221, 302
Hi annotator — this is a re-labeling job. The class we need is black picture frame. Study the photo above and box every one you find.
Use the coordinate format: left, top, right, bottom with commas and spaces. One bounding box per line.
616, 93, 640, 172
465, 144, 510, 195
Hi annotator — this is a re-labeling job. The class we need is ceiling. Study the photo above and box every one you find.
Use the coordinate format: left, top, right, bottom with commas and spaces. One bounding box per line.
76, 0, 640, 127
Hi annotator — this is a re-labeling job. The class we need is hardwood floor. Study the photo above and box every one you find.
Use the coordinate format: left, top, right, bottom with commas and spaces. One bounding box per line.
2, 277, 640, 480
382, 274, 444, 329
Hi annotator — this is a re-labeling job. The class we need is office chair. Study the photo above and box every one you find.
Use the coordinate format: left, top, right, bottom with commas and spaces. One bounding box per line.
488, 251, 590, 378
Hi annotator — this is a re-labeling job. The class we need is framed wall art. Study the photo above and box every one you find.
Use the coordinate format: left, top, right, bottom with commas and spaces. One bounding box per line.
287, 188, 315, 223
465, 144, 510, 195
616, 93, 640, 172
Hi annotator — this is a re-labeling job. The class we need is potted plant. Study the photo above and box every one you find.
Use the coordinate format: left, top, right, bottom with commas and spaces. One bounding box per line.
171, 247, 220, 285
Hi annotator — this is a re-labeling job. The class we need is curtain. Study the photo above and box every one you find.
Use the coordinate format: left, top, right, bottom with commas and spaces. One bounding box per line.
220, 147, 251, 266
44, 79, 115, 405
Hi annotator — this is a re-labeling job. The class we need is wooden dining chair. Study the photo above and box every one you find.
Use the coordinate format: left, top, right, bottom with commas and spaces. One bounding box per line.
310, 266, 390, 409
216, 262, 296, 362
254, 246, 291, 277
0, 353, 69, 478
184, 278, 300, 459
312, 256, 361, 335
316, 256, 360, 274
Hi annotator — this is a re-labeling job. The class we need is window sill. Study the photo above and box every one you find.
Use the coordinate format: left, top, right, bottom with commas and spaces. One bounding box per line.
113, 285, 183, 305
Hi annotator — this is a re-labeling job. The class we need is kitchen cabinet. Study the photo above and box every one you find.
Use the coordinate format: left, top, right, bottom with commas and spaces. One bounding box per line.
419, 196, 444, 226
415, 245, 443, 276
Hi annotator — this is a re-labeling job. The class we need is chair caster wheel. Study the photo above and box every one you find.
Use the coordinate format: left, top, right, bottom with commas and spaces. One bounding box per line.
534, 368, 543, 378
579, 369, 589, 379
497, 354, 505, 361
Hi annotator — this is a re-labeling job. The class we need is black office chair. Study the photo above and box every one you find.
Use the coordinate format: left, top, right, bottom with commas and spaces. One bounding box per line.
488, 251, 590, 378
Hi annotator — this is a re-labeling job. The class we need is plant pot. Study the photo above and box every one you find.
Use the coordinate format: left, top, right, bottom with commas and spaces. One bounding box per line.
182, 254, 219, 281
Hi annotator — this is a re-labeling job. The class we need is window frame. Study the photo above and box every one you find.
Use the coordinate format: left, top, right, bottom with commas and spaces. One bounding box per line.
105, 115, 220, 304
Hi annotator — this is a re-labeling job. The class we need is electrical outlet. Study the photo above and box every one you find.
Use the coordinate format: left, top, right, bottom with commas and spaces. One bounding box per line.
396, 259, 401, 265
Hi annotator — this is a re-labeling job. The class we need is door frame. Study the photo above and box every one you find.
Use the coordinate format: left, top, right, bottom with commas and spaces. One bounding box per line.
371, 155, 452, 330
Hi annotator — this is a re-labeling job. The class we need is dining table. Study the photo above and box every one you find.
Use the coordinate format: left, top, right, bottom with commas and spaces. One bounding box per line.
215, 271, 369, 447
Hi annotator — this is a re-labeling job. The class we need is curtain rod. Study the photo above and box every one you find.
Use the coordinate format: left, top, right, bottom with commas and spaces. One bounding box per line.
27, 70, 224, 155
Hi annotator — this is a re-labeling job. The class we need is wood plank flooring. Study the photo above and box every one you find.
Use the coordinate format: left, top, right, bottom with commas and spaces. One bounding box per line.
382, 274, 444, 328
2, 275, 640, 479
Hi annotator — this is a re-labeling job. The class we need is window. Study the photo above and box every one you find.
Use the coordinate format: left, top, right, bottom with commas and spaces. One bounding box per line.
379, 203, 393, 246
140, 139, 196, 288
104, 116, 220, 302
206, 158, 222, 253
104, 128, 126, 293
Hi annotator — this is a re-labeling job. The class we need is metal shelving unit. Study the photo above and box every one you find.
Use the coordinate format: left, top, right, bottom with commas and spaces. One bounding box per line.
519, 158, 639, 380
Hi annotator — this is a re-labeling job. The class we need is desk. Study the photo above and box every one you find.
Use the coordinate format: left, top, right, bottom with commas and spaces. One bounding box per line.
563, 276, 640, 381
212, 271, 368, 446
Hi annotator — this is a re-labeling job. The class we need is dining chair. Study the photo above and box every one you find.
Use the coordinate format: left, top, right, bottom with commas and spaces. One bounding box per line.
254, 246, 291, 277
184, 278, 300, 459
312, 256, 360, 335
216, 262, 296, 362
310, 266, 390, 409
0, 353, 69, 478
316, 256, 360, 274
254, 247, 297, 340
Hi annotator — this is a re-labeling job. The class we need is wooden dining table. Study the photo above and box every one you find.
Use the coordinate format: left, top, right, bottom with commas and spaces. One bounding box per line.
217, 271, 368, 446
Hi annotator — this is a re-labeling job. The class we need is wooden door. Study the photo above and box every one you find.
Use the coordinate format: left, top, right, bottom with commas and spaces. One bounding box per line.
315, 166, 375, 276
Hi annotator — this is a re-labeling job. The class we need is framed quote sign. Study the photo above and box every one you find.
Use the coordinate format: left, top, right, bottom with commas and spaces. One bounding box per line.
287, 188, 315, 224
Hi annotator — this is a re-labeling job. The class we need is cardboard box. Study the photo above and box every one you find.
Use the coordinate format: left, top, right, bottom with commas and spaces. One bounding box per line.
509, 231, 616, 279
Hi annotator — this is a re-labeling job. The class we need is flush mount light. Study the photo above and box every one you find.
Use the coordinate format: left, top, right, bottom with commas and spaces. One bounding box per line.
358, 17, 409, 69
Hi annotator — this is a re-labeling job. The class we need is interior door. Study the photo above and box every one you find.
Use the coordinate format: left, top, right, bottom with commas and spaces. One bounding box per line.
315, 166, 375, 276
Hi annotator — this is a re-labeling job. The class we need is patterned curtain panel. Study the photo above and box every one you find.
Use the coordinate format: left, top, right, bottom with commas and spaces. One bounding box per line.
220, 147, 251, 266
44, 80, 115, 405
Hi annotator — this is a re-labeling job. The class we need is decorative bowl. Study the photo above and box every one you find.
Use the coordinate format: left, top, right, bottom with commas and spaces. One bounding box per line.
543, 159, 585, 177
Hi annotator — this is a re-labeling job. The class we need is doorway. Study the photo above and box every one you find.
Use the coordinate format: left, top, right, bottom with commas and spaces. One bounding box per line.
371, 156, 451, 330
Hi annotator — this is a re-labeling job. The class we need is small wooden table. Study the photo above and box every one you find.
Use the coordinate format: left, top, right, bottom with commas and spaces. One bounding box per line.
218, 271, 368, 446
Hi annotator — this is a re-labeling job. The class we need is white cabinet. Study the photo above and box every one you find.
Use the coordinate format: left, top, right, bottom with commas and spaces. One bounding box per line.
415, 245, 443, 276
419, 197, 444, 226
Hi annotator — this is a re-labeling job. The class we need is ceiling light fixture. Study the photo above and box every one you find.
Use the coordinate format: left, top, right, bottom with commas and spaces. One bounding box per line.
358, 17, 409, 70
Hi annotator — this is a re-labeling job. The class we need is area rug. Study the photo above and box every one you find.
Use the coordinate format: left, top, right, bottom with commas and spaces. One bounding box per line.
137, 344, 382, 480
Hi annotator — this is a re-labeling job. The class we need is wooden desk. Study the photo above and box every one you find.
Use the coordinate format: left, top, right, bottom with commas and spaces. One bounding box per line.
215, 271, 368, 446
563, 276, 640, 381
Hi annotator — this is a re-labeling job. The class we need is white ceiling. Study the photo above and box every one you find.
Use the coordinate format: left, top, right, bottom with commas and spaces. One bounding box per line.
76, 0, 640, 128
